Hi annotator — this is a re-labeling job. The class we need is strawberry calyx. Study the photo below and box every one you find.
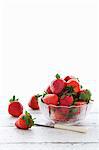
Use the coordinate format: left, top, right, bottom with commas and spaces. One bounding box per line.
22, 111, 35, 127
9, 95, 19, 102
55, 73, 61, 79
35, 94, 42, 100
76, 78, 80, 82
65, 86, 74, 93
80, 85, 83, 89
42, 91, 48, 97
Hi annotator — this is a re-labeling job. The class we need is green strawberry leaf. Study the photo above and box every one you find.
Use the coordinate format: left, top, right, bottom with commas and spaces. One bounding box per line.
42, 91, 47, 97
56, 73, 60, 79
80, 85, 83, 89
72, 108, 79, 113
24, 111, 35, 127
9, 95, 18, 102
79, 89, 92, 103
35, 94, 42, 99
76, 78, 80, 82
65, 86, 74, 93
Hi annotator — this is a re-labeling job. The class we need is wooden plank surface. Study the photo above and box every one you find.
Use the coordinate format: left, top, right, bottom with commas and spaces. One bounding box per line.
0, 126, 99, 143
0, 101, 99, 150
0, 143, 99, 150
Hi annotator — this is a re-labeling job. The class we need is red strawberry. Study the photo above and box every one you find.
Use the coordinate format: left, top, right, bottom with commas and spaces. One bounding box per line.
75, 101, 86, 106
60, 95, 73, 106
50, 74, 65, 94
28, 94, 42, 110
64, 76, 74, 81
46, 86, 52, 94
78, 89, 91, 103
15, 111, 35, 130
52, 109, 66, 122
43, 94, 58, 105
60, 107, 69, 115
64, 75, 79, 82
66, 79, 80, 93
8, 95, 23, 117
71, 101, 86, 115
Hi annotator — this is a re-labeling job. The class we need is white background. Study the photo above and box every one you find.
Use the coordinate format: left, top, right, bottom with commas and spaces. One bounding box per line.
0, 0, 99, 108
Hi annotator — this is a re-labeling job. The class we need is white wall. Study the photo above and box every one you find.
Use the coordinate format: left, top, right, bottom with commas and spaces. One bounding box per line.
0, 0, 99, 107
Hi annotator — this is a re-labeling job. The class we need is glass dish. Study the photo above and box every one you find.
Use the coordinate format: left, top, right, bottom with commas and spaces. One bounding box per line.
40, 100, 92, 125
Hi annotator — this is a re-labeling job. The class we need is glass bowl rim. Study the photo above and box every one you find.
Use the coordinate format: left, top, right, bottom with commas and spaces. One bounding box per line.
40, 100, 93, 108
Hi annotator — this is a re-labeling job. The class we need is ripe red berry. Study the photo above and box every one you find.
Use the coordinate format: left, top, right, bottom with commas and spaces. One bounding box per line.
50, 74, 65, 94
8, 95, 23, 117
43, 94, 58, 105
60, 95, 73, 106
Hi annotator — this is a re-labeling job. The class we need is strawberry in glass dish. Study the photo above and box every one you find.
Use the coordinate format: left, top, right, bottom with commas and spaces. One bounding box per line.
66, 79, 81, 93
78, 89, 92, 104
40, 73, 92, 124
45, 86, 52, 94
64, 75, 74, 82
42, 94, 58, 105
50, 74, 65, 94
51, 108, 66, 122
59, 95, 74, 106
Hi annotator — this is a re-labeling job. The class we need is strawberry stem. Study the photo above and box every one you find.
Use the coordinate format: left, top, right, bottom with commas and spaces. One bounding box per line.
24, 111, 35, 126
13, 95, 15, 100
9, 95, 18, 102
35, 94, 42, 99
56, 73, 60, 79
42, 91, 47, 97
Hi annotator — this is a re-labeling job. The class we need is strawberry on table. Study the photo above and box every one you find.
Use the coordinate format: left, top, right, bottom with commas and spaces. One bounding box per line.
42, 94, 58, 105
15, 111, 35, 130
50, 74, 65, 94
8, 95, 23, 117
28, 94, 42, 110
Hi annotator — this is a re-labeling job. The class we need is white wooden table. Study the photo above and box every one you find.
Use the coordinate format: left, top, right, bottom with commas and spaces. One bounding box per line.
0, 101, 99, 150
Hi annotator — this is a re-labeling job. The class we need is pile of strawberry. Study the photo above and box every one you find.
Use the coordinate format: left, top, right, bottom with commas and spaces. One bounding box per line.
8, 94, 43, 129
42, 74, 91, 106
8, 74, 92, 128
8, 95, 35, 130
41, 74, 92, 122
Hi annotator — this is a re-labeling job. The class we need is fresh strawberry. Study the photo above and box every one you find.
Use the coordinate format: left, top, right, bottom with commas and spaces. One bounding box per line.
42, 94, 58, 105
64, 76, 79, 82
71, 101, 86, 115
78, 89, 91, 103
60, 95, 73, 106
59, 107, 69, 115
15, 111, 35, 130
75, 101, 86, 106
28, 94, 42, 110
50, 74, 65, 94
46, 86, 52, 94
52, 109, 66, 122
64, 76, 74, 81
8, 95, 23, 117
66, 79, 80, 93
63, 80, 67, 87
